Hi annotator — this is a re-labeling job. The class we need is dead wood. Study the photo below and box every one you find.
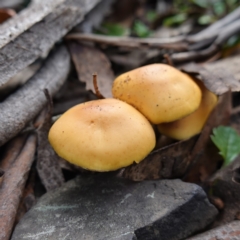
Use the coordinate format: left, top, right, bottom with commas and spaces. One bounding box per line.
66, 6, 240, 63
0, 0, 102, 87
0, 45, 70, 147
65, 32, 187, 50
36, 90, 65, 191
0, 134, 28, 170
0, 0, 25, 9
76, 0, 116, 33
0, 133, 37, 240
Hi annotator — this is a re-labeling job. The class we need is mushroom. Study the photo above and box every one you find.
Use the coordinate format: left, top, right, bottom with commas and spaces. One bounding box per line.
112, 64, 202, 124
157, 80, 218, 140
48, 98, 156, 171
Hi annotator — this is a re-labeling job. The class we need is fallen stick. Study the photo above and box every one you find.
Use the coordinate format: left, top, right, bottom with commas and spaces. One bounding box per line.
0, 45, 70, 147
0, 133, 37, 240
0, 0, 101, 87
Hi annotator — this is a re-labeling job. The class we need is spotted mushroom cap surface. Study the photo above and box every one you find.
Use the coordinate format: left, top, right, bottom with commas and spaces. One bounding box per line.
112, 64, 202, 124
48, 98, 156, 171
158, 80, 218, 140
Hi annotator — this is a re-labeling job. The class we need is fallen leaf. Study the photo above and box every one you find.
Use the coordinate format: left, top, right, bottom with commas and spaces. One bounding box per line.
0, 8, 15, 24
68, 41, 114, 98
121, 136, 198, 181
181, 63, 240, 95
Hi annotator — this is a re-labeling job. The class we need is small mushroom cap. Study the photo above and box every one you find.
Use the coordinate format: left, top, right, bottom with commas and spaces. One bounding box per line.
112, 64, 202, 124
48, 98, 156, 172
157, 80, 218, 140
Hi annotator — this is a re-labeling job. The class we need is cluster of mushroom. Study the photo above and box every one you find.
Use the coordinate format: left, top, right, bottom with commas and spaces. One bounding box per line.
48, 64, 218, 172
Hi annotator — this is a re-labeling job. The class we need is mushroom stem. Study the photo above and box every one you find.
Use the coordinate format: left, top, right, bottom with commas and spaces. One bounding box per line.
93, 73, 105, 99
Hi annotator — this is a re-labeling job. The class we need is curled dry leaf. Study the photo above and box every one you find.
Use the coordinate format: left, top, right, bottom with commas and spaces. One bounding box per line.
68, 41, 114, 98
121, 136, 198, 181
36, 89, 64, 191
181, 63, 240, 95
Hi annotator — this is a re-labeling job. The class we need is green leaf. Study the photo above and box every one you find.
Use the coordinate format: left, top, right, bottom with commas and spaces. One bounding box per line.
99, 23, 128, 36
132, 20, 151, 38
163, 13, 187, 27
211, 126, 240, 167
213, 1, 225, 16
198, 14, 215, 25
192, 0, 209, 8
146, 10, 158, 23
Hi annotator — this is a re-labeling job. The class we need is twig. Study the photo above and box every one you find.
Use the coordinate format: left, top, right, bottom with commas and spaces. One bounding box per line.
66, 6, 240, 64
0, 133, 37, 240
93, 74, 105, 99
0, 45, 70, 147
188, 6, 240, 43
65, 33, 187, 50
171, 18, 240, 63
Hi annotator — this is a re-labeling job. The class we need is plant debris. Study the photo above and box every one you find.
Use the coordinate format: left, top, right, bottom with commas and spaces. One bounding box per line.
36, 90, 64, 191
68, 42, 114, 98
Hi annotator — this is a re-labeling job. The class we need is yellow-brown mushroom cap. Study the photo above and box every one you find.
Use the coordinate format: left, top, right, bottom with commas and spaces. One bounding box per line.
157, 80, 218, 140
112, 64, 202, 124
48, 98, 156, 171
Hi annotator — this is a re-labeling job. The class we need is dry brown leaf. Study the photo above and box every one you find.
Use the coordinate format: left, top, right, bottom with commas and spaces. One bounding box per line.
181, 63, 240, 95
121, 136, 198, 181
68, 41, 114, 98
0, 168, 4, 186
36, 89, 65, 191
0, 8, 15, 24
122, 91, 231, 182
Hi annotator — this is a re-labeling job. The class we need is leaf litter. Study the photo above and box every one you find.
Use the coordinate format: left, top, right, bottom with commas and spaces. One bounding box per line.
67, 41, 114, 98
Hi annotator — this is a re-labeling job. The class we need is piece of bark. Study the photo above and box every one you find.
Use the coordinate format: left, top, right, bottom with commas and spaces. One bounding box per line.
36, 90, 65, 191
0, 133, 37, 240
0, 0, 25, 9
0, 134, 28, 170
0, 0, 101, 87
77, 0, 116, 33
68, 42, 114, 98
121, 136, 198, 181
0, 45, 70, 147
66, 32, 187, 50
15, 168, 36, 225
